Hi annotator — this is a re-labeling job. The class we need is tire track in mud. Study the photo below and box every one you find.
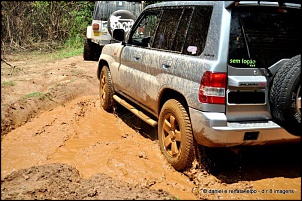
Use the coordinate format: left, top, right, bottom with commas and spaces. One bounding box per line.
1, 55, 98, 137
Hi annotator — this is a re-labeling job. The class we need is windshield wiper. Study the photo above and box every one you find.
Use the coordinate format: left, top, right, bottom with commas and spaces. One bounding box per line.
238, 14, 251, 58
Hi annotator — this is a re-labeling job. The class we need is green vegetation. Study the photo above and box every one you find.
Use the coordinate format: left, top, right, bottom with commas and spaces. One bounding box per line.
1, 80, 16, 87
1, 1, 166, 53
49, 47, 83, 60
1, 1, 94, 52
21, 92, 46, 100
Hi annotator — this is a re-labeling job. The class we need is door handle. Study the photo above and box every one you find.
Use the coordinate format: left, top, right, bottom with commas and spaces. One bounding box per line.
162, 64, 171, 69
133, 57, 140, 61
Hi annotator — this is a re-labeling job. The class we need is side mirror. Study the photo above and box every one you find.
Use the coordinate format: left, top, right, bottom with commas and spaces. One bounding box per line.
112, 29, 125, 42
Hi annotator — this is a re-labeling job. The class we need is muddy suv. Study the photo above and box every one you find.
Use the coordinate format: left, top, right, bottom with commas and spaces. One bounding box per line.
97, 1, 301, 171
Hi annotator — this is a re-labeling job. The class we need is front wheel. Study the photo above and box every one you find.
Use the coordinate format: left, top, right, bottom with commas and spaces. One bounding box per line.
99, 65, 114, 112
158, 99, 195, 171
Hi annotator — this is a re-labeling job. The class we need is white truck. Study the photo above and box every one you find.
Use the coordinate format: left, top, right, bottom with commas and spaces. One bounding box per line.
84, 1, 145, 61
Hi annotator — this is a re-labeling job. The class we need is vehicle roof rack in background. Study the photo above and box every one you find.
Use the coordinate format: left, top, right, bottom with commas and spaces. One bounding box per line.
230, 1, 301, 7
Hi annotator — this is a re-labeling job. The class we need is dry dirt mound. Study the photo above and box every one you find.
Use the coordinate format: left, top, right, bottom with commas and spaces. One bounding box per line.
1, 53, 98, 137
1, 163, 176, 200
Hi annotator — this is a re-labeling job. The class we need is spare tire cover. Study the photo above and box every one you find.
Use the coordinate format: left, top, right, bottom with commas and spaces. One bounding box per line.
269, 54, 301, 136
107, 10, 136, 36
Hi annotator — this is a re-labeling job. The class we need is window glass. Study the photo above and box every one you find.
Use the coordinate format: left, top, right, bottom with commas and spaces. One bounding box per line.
183, 6, 213, 55
228, 6, 301, 68
129, 11, 160, 47
171, 8, 193, 52
152, 9, 183, 50
152, 6, 213, 55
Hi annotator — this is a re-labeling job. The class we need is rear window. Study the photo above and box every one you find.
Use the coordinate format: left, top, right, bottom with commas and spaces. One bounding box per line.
228, 6, 301, 68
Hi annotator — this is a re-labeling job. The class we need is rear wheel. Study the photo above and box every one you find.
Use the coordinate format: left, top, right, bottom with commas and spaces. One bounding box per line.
99, 65, 114, 112
269, 55, 301, 136
158, 99, 195, 171
84, 39, 101, 61
83, 39, 93, 61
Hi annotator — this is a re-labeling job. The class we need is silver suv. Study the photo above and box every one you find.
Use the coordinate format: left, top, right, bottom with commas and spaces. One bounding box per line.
97, 1, 301, 171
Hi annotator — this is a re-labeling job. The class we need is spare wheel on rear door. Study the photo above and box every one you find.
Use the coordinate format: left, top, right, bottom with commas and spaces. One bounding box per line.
269, 54, 301, 136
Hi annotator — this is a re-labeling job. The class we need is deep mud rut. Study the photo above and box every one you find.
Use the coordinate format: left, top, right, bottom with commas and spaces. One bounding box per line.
1, 53, 301, 200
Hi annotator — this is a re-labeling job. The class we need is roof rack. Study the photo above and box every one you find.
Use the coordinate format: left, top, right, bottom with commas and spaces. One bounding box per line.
232, 1, 301, 7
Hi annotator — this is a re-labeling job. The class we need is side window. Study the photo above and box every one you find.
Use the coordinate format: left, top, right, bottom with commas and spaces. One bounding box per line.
152, 9, 183, 50
129, 11, 160, 47
151, 6, 213, 55
183, 6, 213, 55
171, 8, 193, 52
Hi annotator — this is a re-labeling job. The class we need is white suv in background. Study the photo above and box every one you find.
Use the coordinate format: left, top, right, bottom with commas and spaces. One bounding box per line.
84, 1, 145, 61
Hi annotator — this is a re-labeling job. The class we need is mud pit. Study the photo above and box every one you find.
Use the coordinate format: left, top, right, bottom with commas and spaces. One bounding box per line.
1, 52, 301, 200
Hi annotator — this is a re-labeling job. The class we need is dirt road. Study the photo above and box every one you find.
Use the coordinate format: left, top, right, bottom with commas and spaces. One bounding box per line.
1, 52, 301, 200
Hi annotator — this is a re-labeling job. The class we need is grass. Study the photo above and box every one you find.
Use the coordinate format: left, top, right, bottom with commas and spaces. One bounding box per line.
31, 46, 83, 62
49, 47, 83, 60
8, 46, 83, 64
1, 80, 16, 87
50, 35, 84, 60
3, 35, 84, 63
21, 92, 46, 100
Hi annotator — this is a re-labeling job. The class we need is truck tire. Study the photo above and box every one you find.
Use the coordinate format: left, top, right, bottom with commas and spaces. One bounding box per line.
99, 65, 115, 112
94, 45, 103, 61
158, 99, 195, 171
269, 54, 301, 136
83, 39, 93, 61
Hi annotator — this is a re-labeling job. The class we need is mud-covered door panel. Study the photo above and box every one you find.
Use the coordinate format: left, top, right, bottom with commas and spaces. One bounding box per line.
117, 46, 142, 95
117, 11, 161, 105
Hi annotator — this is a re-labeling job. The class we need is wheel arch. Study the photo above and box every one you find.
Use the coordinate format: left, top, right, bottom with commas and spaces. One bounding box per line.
157, 88, 189, 117
97, 59, 109, 80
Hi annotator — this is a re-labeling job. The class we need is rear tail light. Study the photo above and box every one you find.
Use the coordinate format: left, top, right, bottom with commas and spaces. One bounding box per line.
92, 23, 99, 31
198, 71, 227, 104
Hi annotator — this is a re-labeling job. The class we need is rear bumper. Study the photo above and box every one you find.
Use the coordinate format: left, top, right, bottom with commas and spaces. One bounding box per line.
189, 107, 301, 147
92, 36, 112, 46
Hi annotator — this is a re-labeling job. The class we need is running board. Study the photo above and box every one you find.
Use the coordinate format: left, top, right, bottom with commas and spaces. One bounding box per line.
113, 95, 158, 127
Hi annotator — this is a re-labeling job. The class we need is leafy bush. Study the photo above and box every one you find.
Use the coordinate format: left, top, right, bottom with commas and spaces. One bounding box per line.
1, 1, 94, 52
1, 1, 166, 53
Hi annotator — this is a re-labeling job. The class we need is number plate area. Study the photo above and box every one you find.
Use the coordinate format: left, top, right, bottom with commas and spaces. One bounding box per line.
227, 91, 266, 104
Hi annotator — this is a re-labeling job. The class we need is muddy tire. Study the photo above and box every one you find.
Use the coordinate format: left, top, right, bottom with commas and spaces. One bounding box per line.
83, 39, 93, 61
99, 65, 114, 112
158, 99, 195, 171
269, 55, 301, 136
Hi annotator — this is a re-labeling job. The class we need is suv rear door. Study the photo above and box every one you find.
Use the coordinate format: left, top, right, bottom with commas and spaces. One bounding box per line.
226, 3, 301, 121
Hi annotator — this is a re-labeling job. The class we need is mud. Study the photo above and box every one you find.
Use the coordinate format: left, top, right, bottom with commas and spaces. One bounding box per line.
1, 53, 301, 200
